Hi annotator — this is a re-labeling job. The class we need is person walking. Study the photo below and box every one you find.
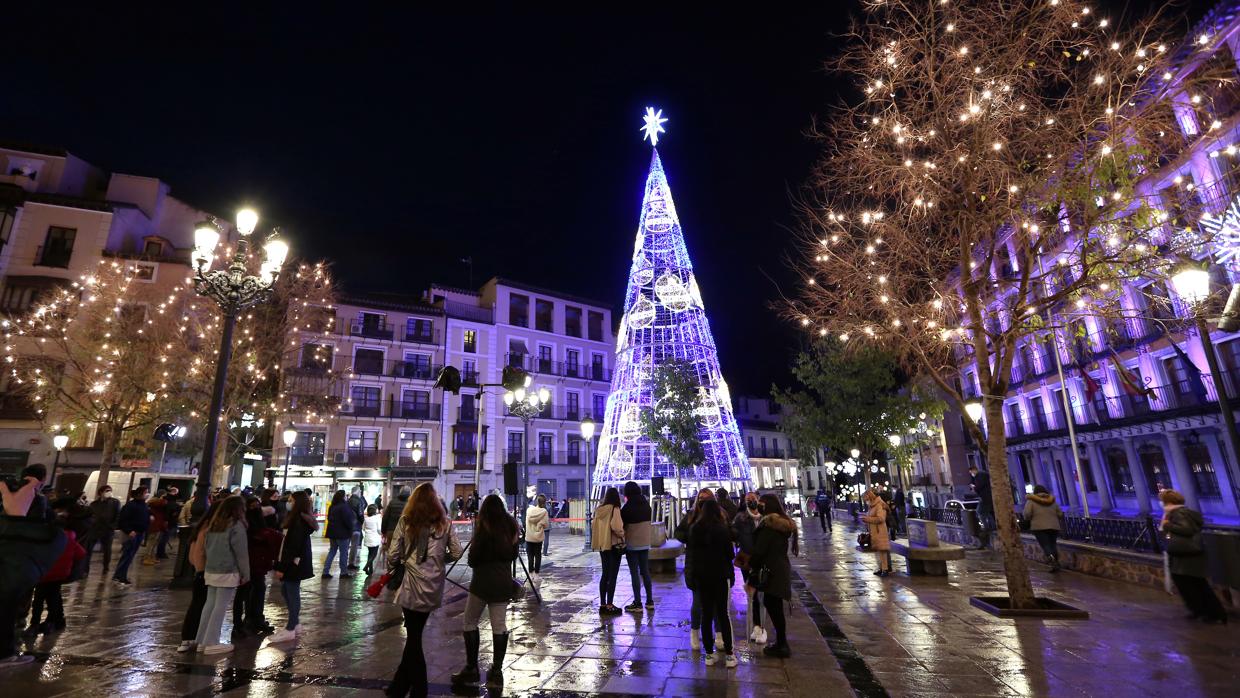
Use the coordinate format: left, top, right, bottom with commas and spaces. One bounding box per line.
675, 489, 716, 650
348, 486, 367, 570
111, 488, 151, 586
84, 485, 120, 575
234, 496, 283, 638
892, 487, 906, 538
383, 485, 413, 543
324, 489, 357, 579
1023, 485, 1063, 572
193, 495, 249, 654
748, 494, 797, 658
968, 465, 994, 531
362, 504, 383, 576
177, 493, 217, 653
269, 491, 318, 643
143, 490, 170, 564
732, 492, 766, 644
688, 498, 738, 668
814, 489, 832, 533
386, 483, 463, 697
621, 481, 654, 611
591, 487, 626, 615
524, 495, 549, 578
861, 488, 892, 576
451, 494, 519, 690
1160, 490, 1227, 624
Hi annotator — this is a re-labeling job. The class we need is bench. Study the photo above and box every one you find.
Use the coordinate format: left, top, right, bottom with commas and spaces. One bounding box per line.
647, 521, 685, 573
889, 519, 965, 576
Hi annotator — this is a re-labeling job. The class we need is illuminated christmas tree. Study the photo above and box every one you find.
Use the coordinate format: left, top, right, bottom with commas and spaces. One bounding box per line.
593, 108, 752, 493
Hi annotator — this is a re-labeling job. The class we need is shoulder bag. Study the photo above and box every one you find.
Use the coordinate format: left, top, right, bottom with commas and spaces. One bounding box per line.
1163, 530, 1204, 556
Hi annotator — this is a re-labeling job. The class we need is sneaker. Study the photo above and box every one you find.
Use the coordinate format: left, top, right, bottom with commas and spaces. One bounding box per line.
0, 654, 35, 669
112, 578, 131, 587
176, 641, 197, 653
268, 628, 296, 643
724, 653, 738, 668
645, 599, 655, 610
202, 644, 234, 655
690, 631, 701, 651
704, 651, 720, 666
624, 601, 643, 612
751, 627, 768, 644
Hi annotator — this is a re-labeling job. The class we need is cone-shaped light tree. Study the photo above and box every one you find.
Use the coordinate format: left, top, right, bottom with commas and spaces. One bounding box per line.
790, 1, 1229, 607
595, 109, 752, 495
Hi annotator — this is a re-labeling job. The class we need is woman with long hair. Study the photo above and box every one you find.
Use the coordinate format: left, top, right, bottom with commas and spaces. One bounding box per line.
195, 495, 250, 654
732, 491, 766, 644
749, 493, 798, 658
451, 494, 519, 690
324, 489, 357, 579
621, 481, 654, 611
176, 492, 217, 653
675, 488, 716, 650
861, 488, 892, 576
590, 487, 626, 615
688, 498, 737, 667
386, 483, 462, 697
270, 490, 318, 643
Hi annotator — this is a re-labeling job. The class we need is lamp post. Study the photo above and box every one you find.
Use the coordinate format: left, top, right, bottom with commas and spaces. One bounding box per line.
280, 424, 298, 492
151, 423, 187, 494
190, 209, 288, 517
580, 416, 596, 551
503, 383, 550, 519
49, 432, 69, 494
1171, 265, 1240, 512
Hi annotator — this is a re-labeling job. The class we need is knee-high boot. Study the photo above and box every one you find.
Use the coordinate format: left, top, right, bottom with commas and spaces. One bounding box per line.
450, 629, 481, 685
486, 632, 508, 687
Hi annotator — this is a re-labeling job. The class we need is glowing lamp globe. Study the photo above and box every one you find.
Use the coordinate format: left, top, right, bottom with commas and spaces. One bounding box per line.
850, 448, 861, 459
1171, 266, 1211, 307
236, 208, 259, 236
503, 392, 515, 406
964, 400, 985, 423
282, 425, 298, 447
537, 387, 550, 404
580, 416, 596, 440
52, 434, 69, 451
411, 443, 424, 462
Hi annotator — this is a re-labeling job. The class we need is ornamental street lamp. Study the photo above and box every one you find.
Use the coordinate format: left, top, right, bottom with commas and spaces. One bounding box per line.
1171, 264, 1240, 513
580, 416, 596, 551
503, 383, 550, 518
190, 209, 288, 516
49, 432, 69, 493
151, 422, 187, 494
281, 424, 298, 492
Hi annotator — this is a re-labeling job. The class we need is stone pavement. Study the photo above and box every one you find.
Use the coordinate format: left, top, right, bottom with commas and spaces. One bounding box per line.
3, 523, 851, 697
796, 515, 1239, 698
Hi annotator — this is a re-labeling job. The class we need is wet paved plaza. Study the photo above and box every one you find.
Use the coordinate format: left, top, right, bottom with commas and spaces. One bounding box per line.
3, 518, 1236, 696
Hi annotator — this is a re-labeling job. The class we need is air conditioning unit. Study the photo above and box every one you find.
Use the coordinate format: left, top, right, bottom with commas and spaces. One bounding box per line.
333, 452, 349, 465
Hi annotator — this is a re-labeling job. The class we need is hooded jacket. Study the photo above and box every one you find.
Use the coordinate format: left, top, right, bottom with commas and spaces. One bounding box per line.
1022, 493, 1063, 532
748, 513, 796, 600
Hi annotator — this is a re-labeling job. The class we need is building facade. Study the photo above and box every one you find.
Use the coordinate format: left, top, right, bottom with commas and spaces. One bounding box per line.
734, 396, 804, 507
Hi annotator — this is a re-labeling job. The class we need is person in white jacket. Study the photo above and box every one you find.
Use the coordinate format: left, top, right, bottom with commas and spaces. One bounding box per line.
524, 495, 549, 576
361, 505, 383, 576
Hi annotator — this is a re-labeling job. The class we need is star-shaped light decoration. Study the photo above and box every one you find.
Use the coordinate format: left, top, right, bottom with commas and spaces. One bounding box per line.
640, 106, 668, 146
1201, 194, 1240, 269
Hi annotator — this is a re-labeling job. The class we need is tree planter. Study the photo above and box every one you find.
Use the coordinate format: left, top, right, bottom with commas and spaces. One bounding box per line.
969, 596, 1089, 619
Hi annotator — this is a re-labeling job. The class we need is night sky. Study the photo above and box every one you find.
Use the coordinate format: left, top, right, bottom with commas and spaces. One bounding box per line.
3, 3, 1214, 396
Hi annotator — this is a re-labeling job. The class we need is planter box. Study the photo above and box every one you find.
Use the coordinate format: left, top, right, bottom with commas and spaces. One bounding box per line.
969, 595, 1090, 619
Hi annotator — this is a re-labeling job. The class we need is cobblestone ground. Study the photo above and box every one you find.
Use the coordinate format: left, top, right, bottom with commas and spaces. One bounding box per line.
796, 516, 1239, 698
5, 519, 1237, 697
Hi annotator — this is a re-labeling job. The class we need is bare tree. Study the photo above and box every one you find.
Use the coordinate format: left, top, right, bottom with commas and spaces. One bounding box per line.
790, 0, 1229, 607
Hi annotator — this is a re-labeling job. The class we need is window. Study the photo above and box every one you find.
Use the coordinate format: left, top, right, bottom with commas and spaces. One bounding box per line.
142, 239, 164, 257
539, 433, 554, 464
460, 393, 476, 421
290, 431, 326, 466
566, 392, 580, 420
354, 312, 389, 339
354, 348, 385, 376
129, 263, 156, 282
537, 479, 557, 498
588, 311, 604, 341
402, 352, 432, 379
463, 329, 477, 353
1105, 447, 1135, 494
538, 345, 552, 373
348, 429, 380, 451
1137, 442, 1170, 495
462, 359, 478, 385
568, 438, 582, 464
1078, 452, 1097, 492
1141, 282, 1176, 322
406, 318, 434, 343
401, 389, 431, 419
37, 227, 75, 267
565, 349, 580, 377
567, 479, 585, 499
299, 343, 333, 372
565, 306, 582, 337
591, 354, 605, 380
1186, 441, 1221, 497
453, 428, 481, 467
1028, 395, 1048, 431
351, 385, 381, 416
399, 431, 429, 465
507, 432, 524, 462
535, 299, 554, 332
509, 294, 529, 327
592, 394, 606, 419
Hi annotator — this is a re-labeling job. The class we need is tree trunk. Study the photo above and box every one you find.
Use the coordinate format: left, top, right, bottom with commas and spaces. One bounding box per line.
97, 423, 122, 489
984, 399, 1036, 608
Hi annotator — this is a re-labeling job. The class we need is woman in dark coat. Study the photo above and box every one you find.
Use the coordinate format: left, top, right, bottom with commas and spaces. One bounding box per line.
270, 491, 318, 643
687, 498, 737, 667
747, 494, 798, 657
452, 494, 519, 690
1160, 490, 1226, 624
675, 488, 716, 651
323, 489, 357, 579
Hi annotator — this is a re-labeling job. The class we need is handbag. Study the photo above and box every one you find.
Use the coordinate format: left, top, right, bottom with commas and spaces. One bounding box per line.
857, 532, 872, 548
1163, 531, 1204, 556
381, 530, 422, 594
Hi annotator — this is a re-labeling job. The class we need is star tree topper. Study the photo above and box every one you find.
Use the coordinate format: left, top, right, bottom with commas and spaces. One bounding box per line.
641, 106, 668, 146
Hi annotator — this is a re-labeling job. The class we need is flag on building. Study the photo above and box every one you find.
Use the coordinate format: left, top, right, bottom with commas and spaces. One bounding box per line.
1109, 352, 1154, 399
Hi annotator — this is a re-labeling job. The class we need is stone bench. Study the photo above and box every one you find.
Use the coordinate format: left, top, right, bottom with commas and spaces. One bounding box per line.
647, 521, 684, 573
890, 519, 965, 575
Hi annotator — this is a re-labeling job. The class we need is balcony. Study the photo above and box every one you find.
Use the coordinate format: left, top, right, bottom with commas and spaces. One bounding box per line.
502, 448, 581, 465
504, 352, 611, 382
501, 405, 602, 422
403, 328, 440, 344
326, 448, 392, 468
347, 357, 441, 380
747, 447, 787, 459
396, 449, 438, 468
348, 319, 394, 341
341, 396, 441, 421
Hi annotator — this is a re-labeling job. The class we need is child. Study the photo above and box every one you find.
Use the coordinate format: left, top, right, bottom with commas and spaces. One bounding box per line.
362, 504, 383, 576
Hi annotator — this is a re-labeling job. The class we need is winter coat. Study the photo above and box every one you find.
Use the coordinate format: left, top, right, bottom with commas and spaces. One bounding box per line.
748, 514, 795, 600
524, 506, 549, 543
621, 499, 653, 551
348, 493, 367, 522
719, 497, 739, 523
387, 518, 463, 612
732, 509, 761, 556
39, 529, 86, 584
277, 515, 317, 582
675, 513, 696, 589
0, 515, 67, 595
862, 498, 891, 551
147, 497, 168, 533
59, 503, 95, 541
1163, 506, 1209, 578
204, 520, 251, 584
117, 499, 150, 535
248, 526, 284, 578
362, 513, 383, 548
590, 504, 625, 551
467, 525, 519, 603
87, 497, 120, 534
381, 493, 409, 537
687, 520, 734, 589
1022, 493, 1063, 532
326, 501, 357, 540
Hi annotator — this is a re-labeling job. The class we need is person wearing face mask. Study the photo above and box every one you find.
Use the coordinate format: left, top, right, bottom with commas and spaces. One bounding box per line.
731, 492, 766, 645
85, 485, 120, 575
675, 488, 716, 651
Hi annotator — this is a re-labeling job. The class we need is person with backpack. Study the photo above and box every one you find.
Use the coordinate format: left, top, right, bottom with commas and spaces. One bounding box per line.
748, 494, 798, 658
195, 495, 249, 654
1161, 489, 1227, 624
1023, 485, 1064, 573
324, 489, 357, 579
386, 483, 462, 697
687, 498, 737, 668
451, 494, 519, 691
269, 491, 317, 643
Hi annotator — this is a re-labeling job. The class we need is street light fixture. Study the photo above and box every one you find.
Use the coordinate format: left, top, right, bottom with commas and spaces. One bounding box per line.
281, 424, 298, 492
190, 209, 288, 516
48, 432, 69, 493
580, 416, 597, 551
964, 399, 985, 423
504, 382, 550, 517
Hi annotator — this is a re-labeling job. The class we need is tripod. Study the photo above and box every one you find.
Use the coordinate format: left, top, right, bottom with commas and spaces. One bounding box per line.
445, 531, 542, 604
